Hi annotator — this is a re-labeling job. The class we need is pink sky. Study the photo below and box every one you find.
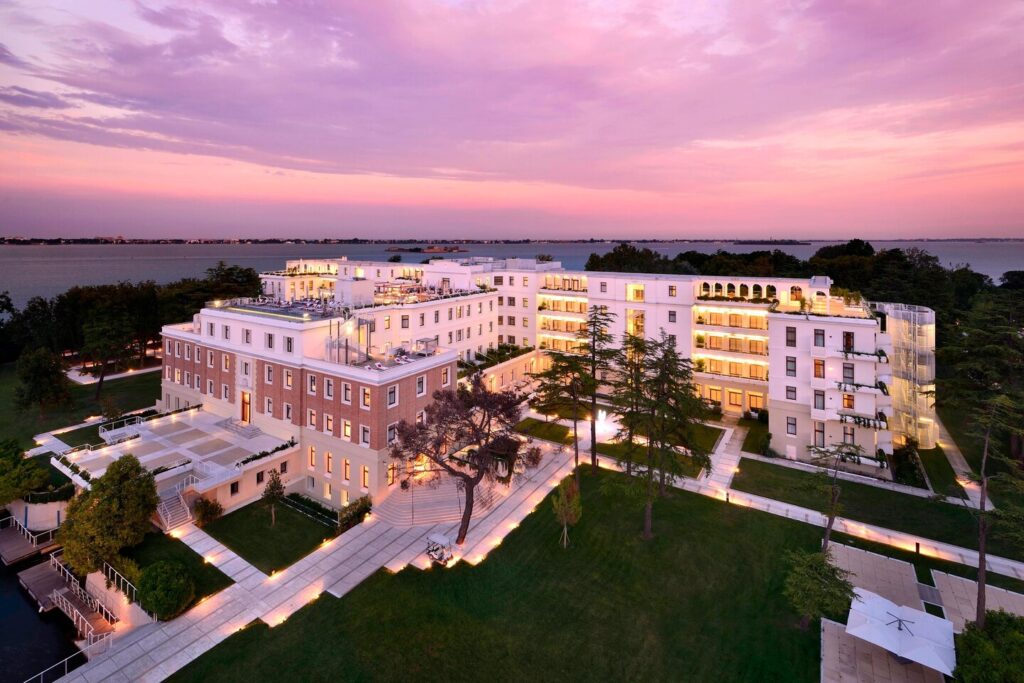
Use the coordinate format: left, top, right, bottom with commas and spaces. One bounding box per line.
1, 0, 1023, 239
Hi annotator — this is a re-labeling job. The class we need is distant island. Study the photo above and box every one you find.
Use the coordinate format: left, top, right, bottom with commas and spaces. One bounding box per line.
733, 239, 811, 245
385, 245, 468, 253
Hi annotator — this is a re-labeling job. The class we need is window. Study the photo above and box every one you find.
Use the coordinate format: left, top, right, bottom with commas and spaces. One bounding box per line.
244, 328, 252, 344
361, 387, 371, 409
843, 425, 855, 444
307, 476, 315, 492
814, 390, 825, 410
284, 370, 293, 389
256, 470, 265, 485
814, 329, 825, 347
842, 363, 855, 383
843, 393, 855, 409
599, 281, 607, 293
307, 409, 316, 427
222, 384, 229, 400
416, 375, 426, 397
230, 481, 239, 496
786, 417, 797, 435
749, 393, 764, 410
416, 410, 426, 424
266, 333, 275, 350
668, 310, 677, 323
669, 285, 677, 297
360, 425, 370, 446
785, 326, 796, 347
308, 446, 316, 468
184, 345, 191, 361
242, 361, 250, 377
401, 315, 409, 329
285, 336, 293, 353
265, 397, 273, 415
324, 414, 334, 433
326, 452, 333, 474
308, 374, 317, 395
342, 382, 351, 404
786, 357, 797, 377
324, 378, 334, 399
222, 354, 230, 371
843, 331, 855, 352
324, 482, 332, 500
280, 461, 288, 474
708, 387, 722, 404
388, 463, 397, 486
342, 419, 351, 440
786, 386, 797, 400
343, 459, 351, 481
207, 379, 213, 394
814, 422, 825, 447
728, 391, 742, 407
361, 466, 370, 489
387, 422, 398, 444
207, 322, 215, 336
222, 325, 231, 340
265, 365, 274, 384
387, 385, 398, 407
441, 367, 451, 387
284, 403, 293, 421
207, 350, 214, 367
814, 359, 825, 379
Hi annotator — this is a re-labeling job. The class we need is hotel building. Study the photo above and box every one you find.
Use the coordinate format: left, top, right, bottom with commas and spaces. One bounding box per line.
158, 255, 937, 509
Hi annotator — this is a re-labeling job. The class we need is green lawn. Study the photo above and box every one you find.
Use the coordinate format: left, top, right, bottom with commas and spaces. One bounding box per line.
514, 417, 574, 444
0, 363, 160, 450
731, 458, 1022, 561
919, 445, 964, 498
596, 441, 704, 478
740, 418, 770, 455
121, 531, 233, 605
202, 500, 335, 574
32, 453, 71, 489
169, 469, 823, 682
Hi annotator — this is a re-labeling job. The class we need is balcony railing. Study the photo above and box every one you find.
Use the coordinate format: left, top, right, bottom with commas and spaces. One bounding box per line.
842, 348, 889, 363
839, 411, 889, 430
835, 380, 889, 396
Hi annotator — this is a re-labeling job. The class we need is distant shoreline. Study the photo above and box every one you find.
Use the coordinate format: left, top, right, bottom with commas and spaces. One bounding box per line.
3, 237, 1022, 246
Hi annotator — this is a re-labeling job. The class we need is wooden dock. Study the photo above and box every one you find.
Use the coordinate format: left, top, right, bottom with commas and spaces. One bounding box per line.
0, 522, 60, 565
17, 560, 68, 612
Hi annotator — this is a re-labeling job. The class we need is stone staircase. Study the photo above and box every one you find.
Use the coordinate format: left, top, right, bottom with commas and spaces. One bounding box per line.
374, 474, 500, 526
217, 418, 263, 440
156, 489, 192, 531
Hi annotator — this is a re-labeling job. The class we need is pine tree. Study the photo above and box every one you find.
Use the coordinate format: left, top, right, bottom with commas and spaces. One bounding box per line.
262, 468, 285, 527
575, 305, 617, 470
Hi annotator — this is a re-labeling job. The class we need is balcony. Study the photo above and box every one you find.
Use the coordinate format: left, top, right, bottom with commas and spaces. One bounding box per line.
539, 286, 588, 296
694, 318, 769, 335
835, 380, 889, 396
842, 348, 889, 363
839, 411, 889, 430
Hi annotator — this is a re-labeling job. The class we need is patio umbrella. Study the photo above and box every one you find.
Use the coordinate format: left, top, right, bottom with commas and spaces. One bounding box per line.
846, 588, 956, 676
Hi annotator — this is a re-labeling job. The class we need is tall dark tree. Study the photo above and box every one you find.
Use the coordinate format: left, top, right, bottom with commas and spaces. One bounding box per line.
82, 304, 133, 399
262, 468, 285, 527
532, 352, 588, 487
13, 347, 70, 417
0, 441, 48, 506
390, 374, 523, 545
938, 291, 1024, 629
576, 305, 617, 470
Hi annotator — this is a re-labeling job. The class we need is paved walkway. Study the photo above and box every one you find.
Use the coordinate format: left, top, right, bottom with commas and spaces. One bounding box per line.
821, 619, 942, 683
59, 447, 574, 683
66, 364, 162, 385
829, 544, 923, 609
935, 417, 988, 509
931, 570, 1024, 632
705, 419, 741, 489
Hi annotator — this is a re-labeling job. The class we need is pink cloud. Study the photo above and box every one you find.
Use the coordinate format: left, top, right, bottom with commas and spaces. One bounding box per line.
0, 0, 1022, 237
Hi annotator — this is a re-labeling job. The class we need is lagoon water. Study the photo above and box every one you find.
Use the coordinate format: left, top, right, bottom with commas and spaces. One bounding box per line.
0, 240, 1022, 307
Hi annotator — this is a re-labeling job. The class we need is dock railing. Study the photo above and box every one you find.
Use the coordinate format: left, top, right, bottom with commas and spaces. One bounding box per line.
0, 514, 58, 547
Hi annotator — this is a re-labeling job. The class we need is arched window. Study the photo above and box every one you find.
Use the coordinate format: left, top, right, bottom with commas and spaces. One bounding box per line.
701, 282, 711, 296
714, 283, 723, 296
726, 283, 736, 297
790, 286, 803, 301
766, 285, 777, 299
752, 284, 763, 299
740, 284, 749, 298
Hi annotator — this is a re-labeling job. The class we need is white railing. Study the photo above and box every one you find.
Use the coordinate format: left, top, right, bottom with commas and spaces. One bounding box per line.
50, 589, 96, 640
22, 631, 112, 683
98, 415, 143, 442
0, 515, 58, 547
103, 561, 138, 603
51, 552, 118, 625
175, 473, 199, 493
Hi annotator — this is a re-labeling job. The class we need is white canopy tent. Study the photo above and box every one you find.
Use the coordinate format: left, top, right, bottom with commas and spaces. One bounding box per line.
846, 588, 956, 676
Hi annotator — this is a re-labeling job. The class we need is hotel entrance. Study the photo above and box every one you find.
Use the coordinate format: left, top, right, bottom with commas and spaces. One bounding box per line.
240, 391, 251, 423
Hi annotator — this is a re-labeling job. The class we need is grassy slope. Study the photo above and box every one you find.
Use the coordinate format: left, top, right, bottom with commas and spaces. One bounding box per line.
919, 445, 964, 498
739, 418, 769, 455
731, 458, 1021, 561
596, 441, 703, 478
122, 531, 233, 604
202, 501, 335, 574
514, 417, 573, 444
169, 469, 821, 683
0, 363, 160, 450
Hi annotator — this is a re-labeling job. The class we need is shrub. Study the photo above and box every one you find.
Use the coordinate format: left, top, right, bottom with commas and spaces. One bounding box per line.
955, 610, 1024, 681
138, 560, 195, 620
522, 446, 543, 468
109, 555, 142, 585
338, 496, 372, 533
192, 498, 223, 527
757, 409, 769, 425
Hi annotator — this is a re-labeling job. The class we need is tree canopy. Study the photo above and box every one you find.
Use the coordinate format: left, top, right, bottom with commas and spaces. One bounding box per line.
0, 440, 48, 506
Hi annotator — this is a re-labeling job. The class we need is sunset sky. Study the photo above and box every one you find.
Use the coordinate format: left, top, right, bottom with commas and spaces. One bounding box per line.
1, 0, 1022, 239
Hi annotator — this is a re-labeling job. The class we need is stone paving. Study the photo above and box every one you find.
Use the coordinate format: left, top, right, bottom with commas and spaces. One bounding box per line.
59, 447, 574, 683
931, 570, 1024, 632
821, 619, 942, 683
829, 544, 924, 609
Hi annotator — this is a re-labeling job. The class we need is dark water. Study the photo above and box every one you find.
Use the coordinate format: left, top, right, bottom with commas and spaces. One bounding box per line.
0, 240, 1022, 307
0, 556, 79, 683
